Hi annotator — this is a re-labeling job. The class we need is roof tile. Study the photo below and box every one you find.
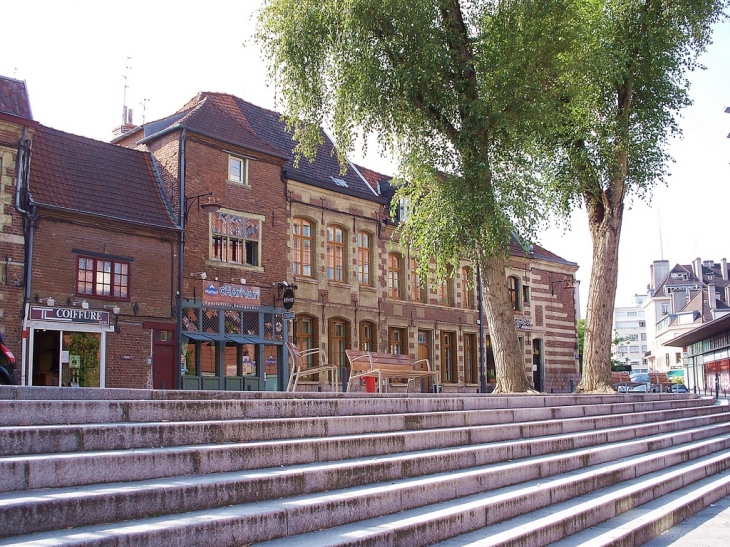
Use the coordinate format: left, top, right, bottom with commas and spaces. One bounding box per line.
29, 125, 177, 229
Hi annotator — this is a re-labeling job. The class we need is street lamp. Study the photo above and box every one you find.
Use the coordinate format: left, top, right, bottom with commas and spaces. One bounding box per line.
476, 263, 487, 394
550, 276, 576, 295
184, 192, 221, 219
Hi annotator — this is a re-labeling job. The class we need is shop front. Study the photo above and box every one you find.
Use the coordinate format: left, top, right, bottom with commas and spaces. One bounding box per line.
180, 281, 289, 391
24, 305, 113, 387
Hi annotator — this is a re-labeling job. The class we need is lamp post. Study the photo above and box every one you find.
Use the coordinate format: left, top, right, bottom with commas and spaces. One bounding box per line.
476, 263, 487, 394
176, 191, 221, 389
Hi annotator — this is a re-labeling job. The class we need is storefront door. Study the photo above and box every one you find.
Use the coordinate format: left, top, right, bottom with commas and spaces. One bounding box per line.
152, 329, 176, 390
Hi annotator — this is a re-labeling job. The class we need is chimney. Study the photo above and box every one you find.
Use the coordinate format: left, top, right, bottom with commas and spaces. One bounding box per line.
708, 285, 717, 309
651, 260, 670, 291
693, 257, 702, 280
722, 258, 727, 280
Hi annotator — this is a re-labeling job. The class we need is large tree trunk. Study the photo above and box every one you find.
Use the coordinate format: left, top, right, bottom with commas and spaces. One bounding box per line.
481, 253, 536, 393
576, 191, 624, 393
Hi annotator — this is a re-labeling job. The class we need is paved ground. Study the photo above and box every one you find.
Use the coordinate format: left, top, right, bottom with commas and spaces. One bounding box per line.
642, 495, 730, 546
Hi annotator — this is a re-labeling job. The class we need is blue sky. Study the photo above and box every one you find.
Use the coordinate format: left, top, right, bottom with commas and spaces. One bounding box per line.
2, 1, 728, 316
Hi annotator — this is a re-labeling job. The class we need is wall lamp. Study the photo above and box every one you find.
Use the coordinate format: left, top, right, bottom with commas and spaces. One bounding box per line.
184, 192, 221, 220
190, 271, 207, 280
69, 299, 89, 309
275, 281, 298, 298
34, 294, 55, 306
103, 304, 121, 315
550, 276, 576, 296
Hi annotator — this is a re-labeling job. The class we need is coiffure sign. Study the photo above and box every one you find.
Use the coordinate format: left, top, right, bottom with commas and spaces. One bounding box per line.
29, 306, 111, 325
202, 281, 261, 309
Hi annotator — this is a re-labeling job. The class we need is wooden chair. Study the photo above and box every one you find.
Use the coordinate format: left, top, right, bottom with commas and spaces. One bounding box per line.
286, 341, 339, 392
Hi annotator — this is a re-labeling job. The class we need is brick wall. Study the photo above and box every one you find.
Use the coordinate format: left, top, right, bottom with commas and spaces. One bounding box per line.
0, 120, 32, 359
29, 212, 176, 388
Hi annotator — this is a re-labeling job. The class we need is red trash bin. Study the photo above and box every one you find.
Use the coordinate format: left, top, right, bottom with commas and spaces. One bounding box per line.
364, 376, 377, 393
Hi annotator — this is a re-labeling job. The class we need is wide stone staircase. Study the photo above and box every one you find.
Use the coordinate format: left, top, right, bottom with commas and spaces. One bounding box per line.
0, 386, 729, 546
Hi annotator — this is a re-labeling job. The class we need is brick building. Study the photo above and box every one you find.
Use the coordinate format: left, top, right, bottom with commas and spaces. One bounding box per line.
20, 125, 179, 388
117, 92, 579, 393
0, 76, 36, 367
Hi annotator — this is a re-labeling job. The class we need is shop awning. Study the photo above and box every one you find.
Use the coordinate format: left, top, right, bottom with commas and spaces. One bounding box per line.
226, 335, 259, 345
183, 332, 222, 343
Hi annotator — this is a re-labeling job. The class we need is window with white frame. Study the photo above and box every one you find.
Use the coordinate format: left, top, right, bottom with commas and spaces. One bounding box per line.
211, 211, 261, 267
228, 155, 248, 185
77, 255, 130, 299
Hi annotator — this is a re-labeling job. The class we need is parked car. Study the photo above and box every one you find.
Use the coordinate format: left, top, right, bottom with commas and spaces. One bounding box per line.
629, 384, 649, 392
670, 384, 689, 393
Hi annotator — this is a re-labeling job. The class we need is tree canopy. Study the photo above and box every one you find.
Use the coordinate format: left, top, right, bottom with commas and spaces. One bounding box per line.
542, 0, 728, 392
258, 0, 581, 392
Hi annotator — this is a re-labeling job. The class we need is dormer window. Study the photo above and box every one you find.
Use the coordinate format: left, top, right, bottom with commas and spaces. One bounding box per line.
228, 156, 249, 185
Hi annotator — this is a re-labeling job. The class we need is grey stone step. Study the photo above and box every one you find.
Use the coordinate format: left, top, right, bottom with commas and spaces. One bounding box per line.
252, 451, 730, 547
3, 409, 728, 493
0, 391, 709, 426
546, 475, 730, 546
2, 433, 727, 546
1, 401, 723, 456
433, 461, 730, 547
2, 424, 728, 539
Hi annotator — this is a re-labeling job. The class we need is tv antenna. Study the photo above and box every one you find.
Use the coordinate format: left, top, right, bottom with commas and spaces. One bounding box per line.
140, 98, 149, 125
122, 57, 132, 125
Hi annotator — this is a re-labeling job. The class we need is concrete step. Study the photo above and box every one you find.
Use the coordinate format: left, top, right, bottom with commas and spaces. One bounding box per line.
2, 424, 728, 539
1, 400, 724, 456
0, 392, 709, 426
3, 408, 728, 493
545, 472, 730, 546
252, 451, 730, 547
2, 433, 727, 546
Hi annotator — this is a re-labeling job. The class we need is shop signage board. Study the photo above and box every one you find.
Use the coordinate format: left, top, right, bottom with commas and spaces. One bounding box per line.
282, 287, 295, 310
514, 317, 532, 330
29, 306, 111, 325
202, 281, 261, 309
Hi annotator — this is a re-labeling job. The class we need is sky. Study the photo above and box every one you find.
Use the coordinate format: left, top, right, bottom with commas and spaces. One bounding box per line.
2, 1, 728, 317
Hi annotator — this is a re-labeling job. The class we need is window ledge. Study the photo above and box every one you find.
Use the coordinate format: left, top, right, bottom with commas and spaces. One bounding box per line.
205, 261, 264, 273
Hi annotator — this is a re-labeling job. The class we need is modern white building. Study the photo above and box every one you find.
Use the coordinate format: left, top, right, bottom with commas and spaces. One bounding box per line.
643, 258, 730, 372
612, 294, 648, 372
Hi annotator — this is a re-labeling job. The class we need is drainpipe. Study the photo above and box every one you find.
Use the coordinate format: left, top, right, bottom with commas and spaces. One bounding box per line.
175, 129, 187, 390
14, 128, 33, 386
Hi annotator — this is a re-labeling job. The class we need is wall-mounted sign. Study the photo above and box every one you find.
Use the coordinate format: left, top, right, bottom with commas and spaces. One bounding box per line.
202, 281, 261, 309
282, 287, 295, 310
29, 306, 110, 325
514, 317, 533, 330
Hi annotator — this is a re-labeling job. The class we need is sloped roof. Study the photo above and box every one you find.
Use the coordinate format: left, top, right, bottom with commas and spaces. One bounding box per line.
231, 95, 379, 199
0, 76, 32, 120
29, 125, 177, 230
654, 263, 702, 296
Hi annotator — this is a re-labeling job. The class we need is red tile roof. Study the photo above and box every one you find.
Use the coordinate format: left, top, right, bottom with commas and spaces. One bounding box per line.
0, 76, 32, 120
29, 125, 177, 229
171, 93, 286, 159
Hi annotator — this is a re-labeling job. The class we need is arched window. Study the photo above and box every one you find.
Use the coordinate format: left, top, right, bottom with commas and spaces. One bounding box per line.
359, 321, 376, 351
327, 225, 346, 281
293, 314, 319, 366
440, 331, 457, 383
357, 231, 372, 286
440, 266, 455, 307
507, 276, 521, 310
411, 259, 426, 302
328, 318, 351, 369
293, 218, 314, 277
388, 253, 403, 299
462, 266, 475, 309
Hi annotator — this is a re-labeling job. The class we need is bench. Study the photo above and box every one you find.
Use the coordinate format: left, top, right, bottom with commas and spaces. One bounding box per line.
286, 342, 339, 392
345, 349, 440, 393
